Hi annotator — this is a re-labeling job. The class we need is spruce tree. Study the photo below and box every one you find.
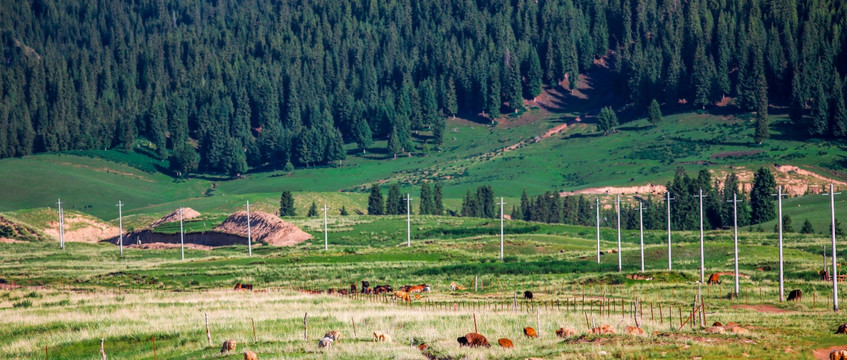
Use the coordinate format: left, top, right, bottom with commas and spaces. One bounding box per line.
279, 191, 296, 217
419, 182, 434, 215
801, 219, 814, 234
486, 63, 501, 120
386, 184, 403, 215
307, 201, 318, 217
526, 49, 543, 99
597, 107, 618, 134
647, 99, 662, 126
506, 50, 523, 113
387, 127, 402, 159
750, 167, 777, 224
829, 76, 847, 137
367, 184, 384, 215
433, 181, 444, 215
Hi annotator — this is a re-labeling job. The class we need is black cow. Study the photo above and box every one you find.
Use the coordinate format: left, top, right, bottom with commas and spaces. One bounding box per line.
361, 281, 370, 294
787, 289, 802, 302
524, 290, 533, 300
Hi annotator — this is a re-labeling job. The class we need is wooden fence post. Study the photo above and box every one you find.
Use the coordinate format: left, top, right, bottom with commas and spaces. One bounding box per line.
152, 336, 157, 360
100, 337, 106, 360
304, 313, 308, 340
251, 318, 257, 343
473, 313, 478, 333
352, 317, 357, 338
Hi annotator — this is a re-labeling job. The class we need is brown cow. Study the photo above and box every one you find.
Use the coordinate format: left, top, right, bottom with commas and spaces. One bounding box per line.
822, 270, 832, 281
523, 327, 538, 338
234, 283, 242, 290
498, 338, 514, 348
324, 330, 341, 342
394, 291, 411, 302
625, 326, 645, 335
350, 284, 357, 293
591, 325, 616, 334
831, 349, 847, 360
787, 289, 802, 302
836, 323, 847, 334
555, 327, 577, 338
707, 273, 721, 285
338, 289, 349, 295
221, 339, 237, 353
417, 343, 428, 351
243, 351, 257, 360
457, 333, 490, 347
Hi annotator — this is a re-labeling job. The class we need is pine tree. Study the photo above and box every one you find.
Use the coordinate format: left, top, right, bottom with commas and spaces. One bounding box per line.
170, 143, 199, 178
279, 191, 296, 216
829, 76, 847, 137
367, 184, 384, 215
486, 63, 501, 120
801, 219, 814, 234
510, 205, 520, 220
224, 138, 248, 177
647, 99, 662, 126
421, 79, 439, 130
782, 215, 794, 233
386, 184, 403, 215
754, 111, 769, 144
520, 189, 531, 221
354, 116, 373, 153
505, 50, 523, 113
526, 49, 543, 99
419, 182, 434, 215
692, 44, 715, 109
750, 167, 777, 224
307, 201, 318, 217
445, 77, 458, 118
433, 181, 444, 215
809, 83, 829, 136
597, 107, 618, 134
387, 127, 402, 159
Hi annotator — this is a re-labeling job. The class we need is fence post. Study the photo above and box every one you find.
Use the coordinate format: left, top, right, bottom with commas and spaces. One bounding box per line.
473, 313, 478, 333
100, 337, 106, 360
205, 313, 212, 346
304, 313, 308, 340
251, 318, 257, 343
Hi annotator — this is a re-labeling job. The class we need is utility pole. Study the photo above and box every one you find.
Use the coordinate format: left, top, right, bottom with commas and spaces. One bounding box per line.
694, 188, 707, 282
246, 200, 252, 256
824, 184, 841, 311
57, 198, 64, 250
117, 200, 124, 256
666, 192, 674, 271
772, 186, 787, 302
639, 200, 645, 272
596, 197, 601, 264
405, 194, 413, 247
727, 193, 743, 295
322, 203, 329, 251
179, 207, 184, 261
500, 197, 506, 260
616, 194, 621, 272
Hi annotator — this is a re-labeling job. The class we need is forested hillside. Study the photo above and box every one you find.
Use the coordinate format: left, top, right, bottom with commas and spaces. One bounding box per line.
1, 0, 845, 176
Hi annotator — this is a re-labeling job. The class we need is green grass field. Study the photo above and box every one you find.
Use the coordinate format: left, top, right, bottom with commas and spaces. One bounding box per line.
2, 216, 847, 359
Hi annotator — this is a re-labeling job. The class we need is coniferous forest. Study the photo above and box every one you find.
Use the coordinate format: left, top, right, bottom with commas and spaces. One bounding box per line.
1, 0, 846, 176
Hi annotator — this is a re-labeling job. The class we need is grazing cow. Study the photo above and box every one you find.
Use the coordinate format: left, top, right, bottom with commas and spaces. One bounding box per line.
591, 325, 616, 334
327, 288, 335, 294
450, 282, 466, 291
523, 327, 538, 338
707, 273, 721, 285
725, 322, 739, 327
242, 284, 253, 291
243, 350, 258, 360
373, 331, 391, 342
555, 327, 577, 338
832, 350, 847, 360
625, 326, 645, 335
417, 343, 428, 351
394, 291, 411, 302
221, 339, 237, 353
338, 289, 348, 295
787, 289, 802, 302
524, 291, 534, 300
836, 323, 847, 334
318, 337, 333, 349
712, 321, 723, 327
497, 338, 514, 348
234, 283, 242, 290
457, 333, 490, 347
350, 284, 357, 293
361, 281, 370, 293
822, 270, 832, 281
407, 285, 427, 293
372, 285, 393, 294
324, 330, 341, 342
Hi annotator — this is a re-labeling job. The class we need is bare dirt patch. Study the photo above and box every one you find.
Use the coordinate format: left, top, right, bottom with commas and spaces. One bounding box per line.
214, 211, 312, 246
151, 208, 201, 228
0, 237, 27, 244
43, 215, 119, 243
812, 345, 847, 360
561, 184, 667, 197
730, 304, 789, 313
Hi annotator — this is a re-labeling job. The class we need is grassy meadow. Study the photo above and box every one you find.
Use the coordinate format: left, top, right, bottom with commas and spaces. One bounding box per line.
3, 215, 847, 359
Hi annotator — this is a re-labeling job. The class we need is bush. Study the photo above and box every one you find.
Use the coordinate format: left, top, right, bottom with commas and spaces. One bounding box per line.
13, 300, 32, 308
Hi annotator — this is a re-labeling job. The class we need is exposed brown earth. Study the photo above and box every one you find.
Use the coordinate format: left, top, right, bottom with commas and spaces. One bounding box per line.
151, 208, 201, 228
730, 304, 789, 313
214, 210, 312, 246
43, 215, 119, 243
